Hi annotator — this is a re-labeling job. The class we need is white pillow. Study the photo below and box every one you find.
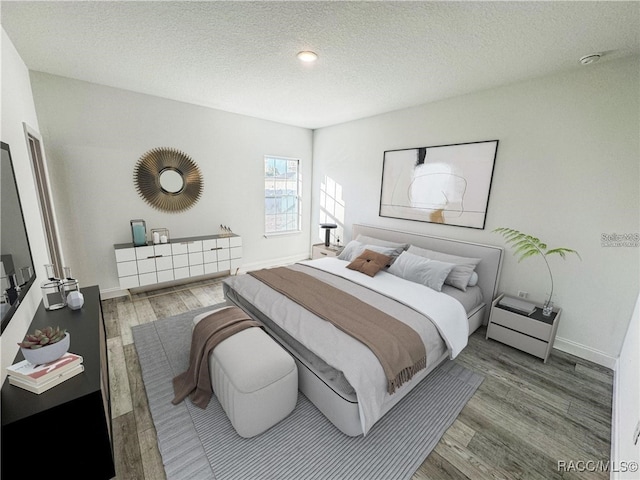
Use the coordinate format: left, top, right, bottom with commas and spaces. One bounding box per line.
338, 240, 403, 265
468, 271, 479, 287
337, 240, 363, 261
355, 234, 409, 251
387, 251, 455, 292
406, 245, 481, 291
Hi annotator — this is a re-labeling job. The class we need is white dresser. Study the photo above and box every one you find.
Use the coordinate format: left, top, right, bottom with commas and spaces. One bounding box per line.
114, 234, 242, 290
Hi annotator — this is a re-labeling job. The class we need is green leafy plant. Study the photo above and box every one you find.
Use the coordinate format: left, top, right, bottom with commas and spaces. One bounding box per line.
18, 326, 67, 349
493, 228, 581, 306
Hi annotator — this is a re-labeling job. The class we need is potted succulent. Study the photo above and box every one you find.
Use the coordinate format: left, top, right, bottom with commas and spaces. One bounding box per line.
493, 228, 581, 316
18, 326, 70, 365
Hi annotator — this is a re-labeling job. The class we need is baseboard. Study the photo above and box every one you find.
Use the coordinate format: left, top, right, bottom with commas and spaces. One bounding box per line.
100, 287, 127, 299
236, 253, 310, 274
99, 253, 311, 300
553, 335, 617, 369
611, 357, 620, 480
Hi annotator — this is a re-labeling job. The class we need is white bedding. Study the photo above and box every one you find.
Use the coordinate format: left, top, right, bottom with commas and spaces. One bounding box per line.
302, 257, 469, 357
226, 257, 469, 435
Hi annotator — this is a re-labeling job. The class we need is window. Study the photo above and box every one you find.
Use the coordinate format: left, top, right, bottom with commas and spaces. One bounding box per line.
264, 156, 301, 234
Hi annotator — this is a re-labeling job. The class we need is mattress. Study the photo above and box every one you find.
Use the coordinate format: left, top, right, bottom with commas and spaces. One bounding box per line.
222, 258, 480, 434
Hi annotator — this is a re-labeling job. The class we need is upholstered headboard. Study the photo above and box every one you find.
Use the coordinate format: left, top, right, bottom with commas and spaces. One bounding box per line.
352, 224, 503, 326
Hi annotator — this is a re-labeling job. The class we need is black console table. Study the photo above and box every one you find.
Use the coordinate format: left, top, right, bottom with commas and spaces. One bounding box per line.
1, 285, 115, 479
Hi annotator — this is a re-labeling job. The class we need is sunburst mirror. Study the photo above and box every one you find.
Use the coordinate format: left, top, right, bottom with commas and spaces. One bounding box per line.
134, 147, 203, 212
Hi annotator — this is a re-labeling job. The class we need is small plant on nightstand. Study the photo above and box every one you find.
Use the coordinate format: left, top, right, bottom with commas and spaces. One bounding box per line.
493, 227, 581, 316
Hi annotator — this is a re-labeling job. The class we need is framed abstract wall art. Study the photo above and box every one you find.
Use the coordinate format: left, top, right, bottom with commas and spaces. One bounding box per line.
379, 140, 498, 229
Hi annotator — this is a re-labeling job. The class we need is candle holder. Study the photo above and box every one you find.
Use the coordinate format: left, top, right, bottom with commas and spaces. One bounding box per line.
151, 228, 170, 244
130, 219, 147, 246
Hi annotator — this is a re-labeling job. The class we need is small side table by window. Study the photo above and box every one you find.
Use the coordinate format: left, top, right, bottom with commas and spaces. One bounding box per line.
486, 293, 562, 363
312, 243, 343, 260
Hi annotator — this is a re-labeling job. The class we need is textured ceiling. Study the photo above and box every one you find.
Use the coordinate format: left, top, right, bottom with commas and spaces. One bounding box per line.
2, 1, 639, 129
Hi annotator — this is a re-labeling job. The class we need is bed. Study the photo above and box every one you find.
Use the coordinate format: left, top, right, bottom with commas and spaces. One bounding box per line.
222, 224, 503, 436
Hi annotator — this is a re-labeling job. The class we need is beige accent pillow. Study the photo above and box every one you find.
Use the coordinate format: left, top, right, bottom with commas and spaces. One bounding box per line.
346, 249, 392, 277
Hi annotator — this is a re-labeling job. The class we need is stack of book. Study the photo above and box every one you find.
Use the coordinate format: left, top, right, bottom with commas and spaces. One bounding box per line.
6, 352, 84, 394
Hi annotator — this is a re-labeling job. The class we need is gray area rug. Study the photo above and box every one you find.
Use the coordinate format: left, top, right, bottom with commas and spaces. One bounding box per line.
132, 303, 483, 480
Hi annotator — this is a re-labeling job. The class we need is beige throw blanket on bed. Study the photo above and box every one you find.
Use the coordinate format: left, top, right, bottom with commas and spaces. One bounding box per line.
249, 267, 426, 394
172, 306, 262, 409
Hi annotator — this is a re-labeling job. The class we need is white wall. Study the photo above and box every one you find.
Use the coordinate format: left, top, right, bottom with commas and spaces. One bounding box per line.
612, 292, 640, 479
312, 56, 640, 364
28, 72, 313, 296
0, 29, 51, 383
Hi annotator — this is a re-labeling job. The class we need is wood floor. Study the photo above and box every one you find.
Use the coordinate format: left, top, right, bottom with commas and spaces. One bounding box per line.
103, 278, 613, 480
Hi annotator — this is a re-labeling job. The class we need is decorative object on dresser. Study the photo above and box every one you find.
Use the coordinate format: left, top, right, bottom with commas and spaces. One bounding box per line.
18, 326, 70, 365
40, 264, 66, 310
2, 286, 114, 479
380, 140, 499, 229
486, 293, 561, 363
151, 227, 170, 244
6, 352, 84, 394
219, 224, 233, 236
133, 147, 203, 212
6, 352, 83, 382
130, 219, 147, 246
114, 233, 243, 290
493, 227, 581, 316
67, 291, 85, 310
8, 362, 84, 394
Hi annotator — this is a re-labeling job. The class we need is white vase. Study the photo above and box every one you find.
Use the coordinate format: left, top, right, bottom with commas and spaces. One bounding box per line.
21, 332, 70, 365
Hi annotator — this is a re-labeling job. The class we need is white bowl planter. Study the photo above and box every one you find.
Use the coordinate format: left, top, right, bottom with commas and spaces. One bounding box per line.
21, 332, 70, 365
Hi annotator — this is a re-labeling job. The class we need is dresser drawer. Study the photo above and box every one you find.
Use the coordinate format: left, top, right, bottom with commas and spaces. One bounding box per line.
116, 260, 137, 278
491, 307, 552, 341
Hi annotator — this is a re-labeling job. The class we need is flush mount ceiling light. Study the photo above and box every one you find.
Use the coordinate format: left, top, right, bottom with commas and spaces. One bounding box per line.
297, 50, 318, 63
579, 53, 602, 65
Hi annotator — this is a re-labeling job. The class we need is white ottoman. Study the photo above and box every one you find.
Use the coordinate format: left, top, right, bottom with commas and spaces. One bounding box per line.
193, 308, 298, 438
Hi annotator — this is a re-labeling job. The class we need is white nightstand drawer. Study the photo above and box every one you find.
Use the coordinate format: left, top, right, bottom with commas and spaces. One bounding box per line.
491, 307, 552, 340
230, 236, 242, 247
487, 323, 548, 359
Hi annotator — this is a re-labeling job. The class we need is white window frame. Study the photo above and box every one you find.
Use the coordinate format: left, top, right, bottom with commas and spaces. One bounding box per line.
264, 155, 302, 236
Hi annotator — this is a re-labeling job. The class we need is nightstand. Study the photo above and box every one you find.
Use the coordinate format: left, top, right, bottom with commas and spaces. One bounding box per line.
486, 293, 561, 363
312, 243, 343, 260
